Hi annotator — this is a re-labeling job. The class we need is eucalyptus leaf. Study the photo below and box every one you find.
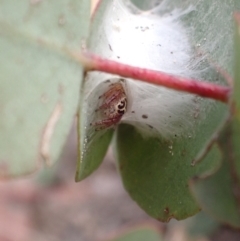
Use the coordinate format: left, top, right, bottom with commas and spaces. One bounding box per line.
0, 0, 90, 178
189, 13, 240, 228
232, 13, 240, 181
78, 0, 236, 221
235, 12, 240, 109
75, 127, 114, 181
183, 211, 219, 238
190, 125, 240, 228
115, 124, 221, 221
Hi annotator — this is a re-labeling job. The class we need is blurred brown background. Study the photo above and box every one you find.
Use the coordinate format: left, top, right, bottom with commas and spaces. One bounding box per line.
0, 120, 161, 241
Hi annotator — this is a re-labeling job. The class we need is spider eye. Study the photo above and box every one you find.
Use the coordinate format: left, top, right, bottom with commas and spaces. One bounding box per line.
118, 99, 126, 109
117, 99, 126, 115
117, 109, 125, 115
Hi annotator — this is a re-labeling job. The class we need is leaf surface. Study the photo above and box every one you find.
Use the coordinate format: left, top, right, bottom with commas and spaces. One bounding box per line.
0, 0, 90, 177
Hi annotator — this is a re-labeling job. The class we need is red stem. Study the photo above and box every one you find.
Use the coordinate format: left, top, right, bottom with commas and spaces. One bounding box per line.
82, 52, 231, 103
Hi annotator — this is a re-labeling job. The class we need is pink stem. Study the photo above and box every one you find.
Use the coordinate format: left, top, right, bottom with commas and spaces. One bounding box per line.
83, 52, 231, 103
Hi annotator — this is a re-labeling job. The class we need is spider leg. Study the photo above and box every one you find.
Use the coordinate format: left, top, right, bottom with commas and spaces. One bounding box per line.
92, 116, 122, 130
97, 90, 124, 111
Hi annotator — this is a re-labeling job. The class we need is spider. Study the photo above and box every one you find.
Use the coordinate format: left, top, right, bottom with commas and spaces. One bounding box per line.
91, 80, 127, 130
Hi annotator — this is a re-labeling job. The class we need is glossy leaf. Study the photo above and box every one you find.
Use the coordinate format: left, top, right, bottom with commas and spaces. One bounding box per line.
78, 0, 237, 220
115, 124, 222, 221
113, 0, 237, 221
0, 0, 90, 178
78, 0, 231, 182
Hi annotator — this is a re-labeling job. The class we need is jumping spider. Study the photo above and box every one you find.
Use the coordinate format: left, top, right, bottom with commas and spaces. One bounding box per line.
91, 79, 127, 130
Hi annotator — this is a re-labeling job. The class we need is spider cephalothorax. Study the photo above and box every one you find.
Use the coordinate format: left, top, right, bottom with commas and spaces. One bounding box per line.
92, 80, 127, 130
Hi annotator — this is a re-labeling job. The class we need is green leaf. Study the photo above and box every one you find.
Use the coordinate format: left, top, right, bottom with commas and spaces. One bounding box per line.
75, 0, 120, 181
230, 118, 240, 188
0, 0, 90, 178
190, 124, 240, 228
189, 13, 240, 228
235, 13, 240, 107
183, 211, 219, 238
233, 13, 240, 181
78, 0, 237, 220
76, 77, 119, 181
190, 163, 240, 228
112, 0, 236, 221
115, 124, 222, 221
108, 226, 163, 241
75, 127, 114, 181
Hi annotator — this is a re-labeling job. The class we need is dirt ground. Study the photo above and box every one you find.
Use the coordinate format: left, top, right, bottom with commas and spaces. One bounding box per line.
0, 124, 162, 241
2, 125, 240, 241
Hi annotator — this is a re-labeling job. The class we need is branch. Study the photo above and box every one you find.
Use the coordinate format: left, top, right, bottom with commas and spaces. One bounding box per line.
79, 52, 231, 103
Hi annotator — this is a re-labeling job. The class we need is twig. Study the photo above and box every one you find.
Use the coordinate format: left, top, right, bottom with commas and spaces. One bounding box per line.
79, 52, 231, 103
